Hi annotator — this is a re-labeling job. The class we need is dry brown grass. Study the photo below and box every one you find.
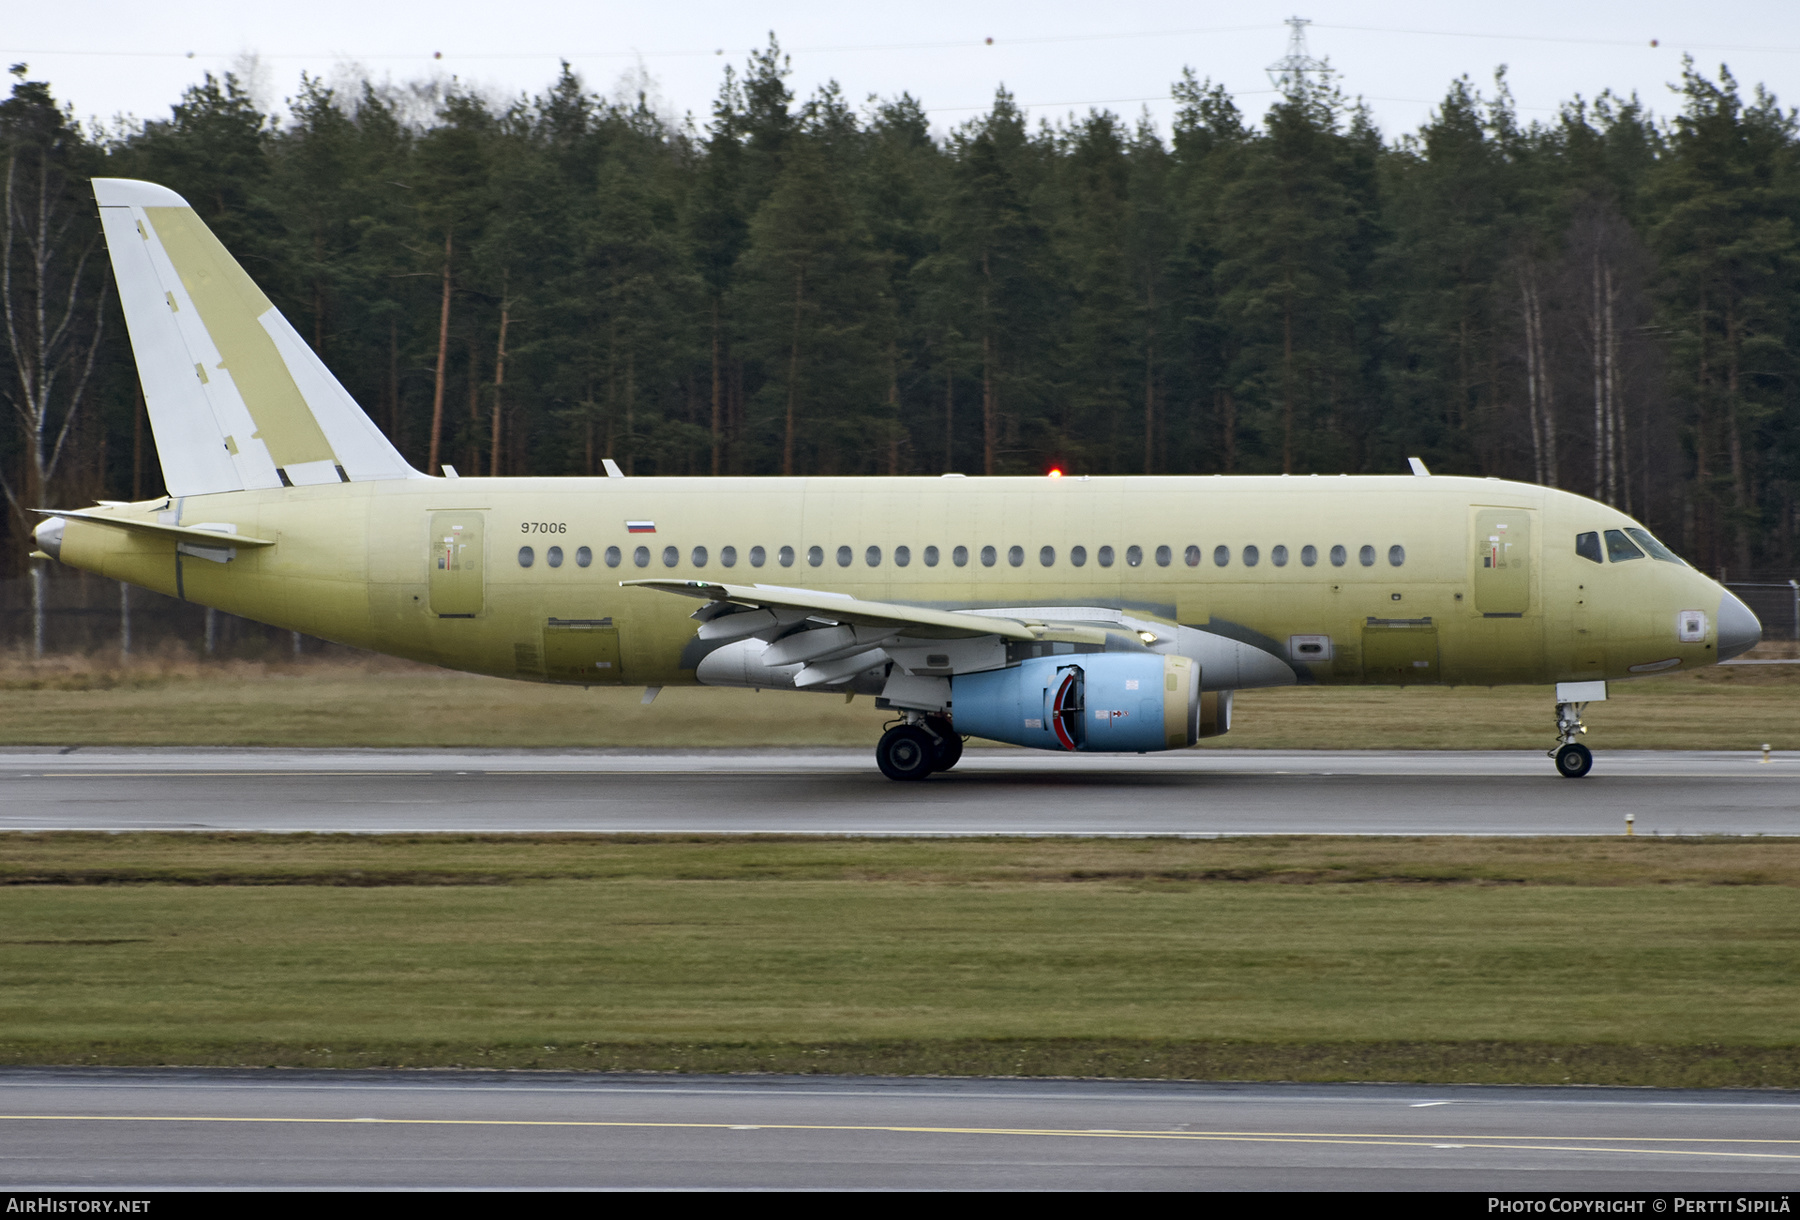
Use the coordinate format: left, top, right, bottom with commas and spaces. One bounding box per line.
4, 831, 1800, 888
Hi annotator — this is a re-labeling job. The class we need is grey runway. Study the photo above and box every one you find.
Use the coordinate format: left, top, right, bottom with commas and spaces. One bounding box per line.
0, 747, 1794, 835
1, 1069, 1797, 1190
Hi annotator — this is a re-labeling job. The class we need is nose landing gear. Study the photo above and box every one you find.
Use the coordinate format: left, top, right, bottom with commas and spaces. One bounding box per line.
1551, 700, 1594, 778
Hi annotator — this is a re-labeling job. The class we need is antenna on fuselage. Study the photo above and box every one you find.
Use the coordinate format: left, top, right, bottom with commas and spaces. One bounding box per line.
1407, 457, 1431, 477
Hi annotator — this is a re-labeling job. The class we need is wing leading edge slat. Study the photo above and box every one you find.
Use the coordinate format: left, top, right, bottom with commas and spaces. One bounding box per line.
621, 579, 1037, 641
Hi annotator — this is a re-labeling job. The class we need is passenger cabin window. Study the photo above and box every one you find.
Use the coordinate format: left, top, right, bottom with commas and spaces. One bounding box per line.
1155, 545, 1172, 567
1359, 545, 1376, 567
865, 546, 881, 567
1243, 545, 1259, 567
954, 545, 969, 567
778, 545, 795, 567
895, 545, 910, 567
807, 546, 823, 567
923, 545, 938, 567
691, 546, 707, 567
1098, 545, 1115, 567
1071, 545, 1088, 567
721, 546, 737, 568
634, 546, 650, 567
1330, 545, 1347, 567
1575, 532, 1603, 564
1213, 545, 1229, 567
663, 546, 679, 568
750, 545, 766, 567
1388, 545, 1405, 567
547, 546, 563, 568
1185, 545, 1201, 567
518, 546, 534, 567
1272, 545, 1289, 567
837, 545, 853, 567
1301, 545, 1317, 567
604, 546, 620, 568
1604, 529, 1644, 562
1126, 545, 1143, 567
576, 546, 593, 568
1040, 546, 1055, 567
981, 545, 997, 567
1625, 527, 1684, 565
1008, 545, 1024, 567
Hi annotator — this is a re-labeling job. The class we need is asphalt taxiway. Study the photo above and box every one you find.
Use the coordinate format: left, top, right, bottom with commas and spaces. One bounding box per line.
1, 1069, 1796, 1191
0, 747, 1793, 835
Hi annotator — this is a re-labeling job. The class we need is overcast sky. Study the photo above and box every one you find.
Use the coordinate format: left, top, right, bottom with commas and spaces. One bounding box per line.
13, 1, 1800, 141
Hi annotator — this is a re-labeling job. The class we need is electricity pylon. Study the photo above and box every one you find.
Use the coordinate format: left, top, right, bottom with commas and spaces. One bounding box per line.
1266, 16, 1333, 96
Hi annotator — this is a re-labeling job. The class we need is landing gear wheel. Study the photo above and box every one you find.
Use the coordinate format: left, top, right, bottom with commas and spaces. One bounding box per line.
877, 725, 936, 781
930, 732, 964, 773
1554, 742, 1593, 778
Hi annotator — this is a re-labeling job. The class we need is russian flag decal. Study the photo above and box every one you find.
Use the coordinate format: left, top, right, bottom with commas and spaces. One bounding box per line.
626, 521, 656, 533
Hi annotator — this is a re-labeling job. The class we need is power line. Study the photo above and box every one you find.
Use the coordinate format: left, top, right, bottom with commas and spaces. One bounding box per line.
9, 20, 1797, 65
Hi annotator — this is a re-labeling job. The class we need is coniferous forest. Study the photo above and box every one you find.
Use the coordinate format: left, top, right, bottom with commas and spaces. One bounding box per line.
3, 40, 1798, 580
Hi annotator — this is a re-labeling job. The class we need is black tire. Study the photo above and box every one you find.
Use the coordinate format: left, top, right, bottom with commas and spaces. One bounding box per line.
877, 725, 936, 781
1554, 742, 1593, 778
931, 731, 964, 773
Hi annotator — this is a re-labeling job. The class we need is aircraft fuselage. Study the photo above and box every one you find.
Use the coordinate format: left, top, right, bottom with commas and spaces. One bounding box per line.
47, 472, 1737, 691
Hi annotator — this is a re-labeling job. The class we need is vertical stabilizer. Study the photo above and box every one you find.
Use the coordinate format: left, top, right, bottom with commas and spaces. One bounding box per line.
92, 178, 421, 495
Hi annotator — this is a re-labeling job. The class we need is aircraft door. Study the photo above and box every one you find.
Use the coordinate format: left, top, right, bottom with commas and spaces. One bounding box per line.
428, 512, 485, 617
1472, 508, 1534, 615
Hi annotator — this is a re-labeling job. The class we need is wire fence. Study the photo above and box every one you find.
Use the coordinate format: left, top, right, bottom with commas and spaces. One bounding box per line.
0, 569, 338, 659
1724, 581, 1800, 643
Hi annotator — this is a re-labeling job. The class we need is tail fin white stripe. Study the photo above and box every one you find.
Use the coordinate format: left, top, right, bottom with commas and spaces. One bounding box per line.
93, 178, 421, 496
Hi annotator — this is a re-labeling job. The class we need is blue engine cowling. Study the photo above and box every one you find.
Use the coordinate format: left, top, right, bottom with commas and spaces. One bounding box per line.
950, 653, 1200, 752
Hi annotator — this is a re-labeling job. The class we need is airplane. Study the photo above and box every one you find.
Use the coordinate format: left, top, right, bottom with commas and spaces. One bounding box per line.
30, 178, 1764, 781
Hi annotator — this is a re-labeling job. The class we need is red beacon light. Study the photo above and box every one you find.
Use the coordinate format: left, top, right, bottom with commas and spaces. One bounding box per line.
1047, 468, 1064, 479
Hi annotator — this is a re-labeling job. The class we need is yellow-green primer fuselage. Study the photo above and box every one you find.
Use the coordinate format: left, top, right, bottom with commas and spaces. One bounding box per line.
51, 472, 1733, 691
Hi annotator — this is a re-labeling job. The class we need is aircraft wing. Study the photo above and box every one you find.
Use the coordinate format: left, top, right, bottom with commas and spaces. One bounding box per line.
35, 508, 276, 548
622, 578, 1037, 641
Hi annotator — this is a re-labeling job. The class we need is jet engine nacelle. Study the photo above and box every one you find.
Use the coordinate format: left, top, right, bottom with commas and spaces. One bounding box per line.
951, 653, 1200, 752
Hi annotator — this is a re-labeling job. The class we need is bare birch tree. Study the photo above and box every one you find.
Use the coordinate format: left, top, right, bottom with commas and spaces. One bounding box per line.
0, 71, 109, 653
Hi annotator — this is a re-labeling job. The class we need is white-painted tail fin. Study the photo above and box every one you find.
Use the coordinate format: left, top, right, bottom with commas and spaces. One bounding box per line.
93, 178, 422, 496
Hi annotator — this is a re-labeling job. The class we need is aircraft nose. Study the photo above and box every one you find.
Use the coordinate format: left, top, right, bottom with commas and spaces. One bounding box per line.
1717, 590, 1762, 662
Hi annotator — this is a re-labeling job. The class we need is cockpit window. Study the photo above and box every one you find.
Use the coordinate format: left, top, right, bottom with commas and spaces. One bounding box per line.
1575, 532, 1602, 564
1624, 527, 1686, 565
1604, 529, 1645, 562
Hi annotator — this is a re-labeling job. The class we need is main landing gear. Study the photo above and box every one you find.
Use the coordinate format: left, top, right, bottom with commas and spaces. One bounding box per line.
1551, 701, 1594, 778
876, 713, 963, 781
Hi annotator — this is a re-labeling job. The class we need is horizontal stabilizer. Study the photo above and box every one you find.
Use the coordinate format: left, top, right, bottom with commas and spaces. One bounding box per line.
35, 508, 275, 548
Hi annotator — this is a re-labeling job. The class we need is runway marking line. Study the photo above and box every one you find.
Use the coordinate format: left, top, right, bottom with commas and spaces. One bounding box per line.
31, 772, 437, 779
1, 1116, 1796, 1160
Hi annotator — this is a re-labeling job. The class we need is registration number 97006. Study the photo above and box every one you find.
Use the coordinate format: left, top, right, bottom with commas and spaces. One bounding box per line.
520, 522, 568, 534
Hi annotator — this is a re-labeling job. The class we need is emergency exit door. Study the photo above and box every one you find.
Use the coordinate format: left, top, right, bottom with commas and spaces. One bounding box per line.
1473, 508, 1534, 615
429, 512, 485, 616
